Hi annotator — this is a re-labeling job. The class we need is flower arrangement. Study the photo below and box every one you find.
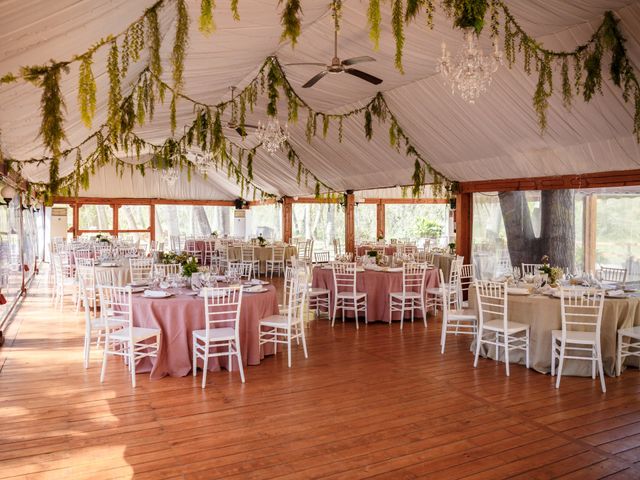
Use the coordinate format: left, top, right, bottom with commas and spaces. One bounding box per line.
210, 231, 218, 237
539, 255, 563, 286
257, 234, 267, 247
158, 251, 199, 277
448, 242, 456, 254
95, 233, 111, 244
376, 234, 384, 241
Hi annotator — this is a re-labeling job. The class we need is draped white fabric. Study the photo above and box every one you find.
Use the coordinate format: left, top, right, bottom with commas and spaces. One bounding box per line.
0, 0, 639, 199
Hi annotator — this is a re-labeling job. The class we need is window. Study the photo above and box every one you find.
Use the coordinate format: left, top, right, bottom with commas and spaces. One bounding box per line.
118, 205, 150, 230
79, 204, 113, 231
355, 203, 376, 242
248, 204, 282, 240
385, 203, 449, 245
292, 203, 344, 254
154, 205, 234, 247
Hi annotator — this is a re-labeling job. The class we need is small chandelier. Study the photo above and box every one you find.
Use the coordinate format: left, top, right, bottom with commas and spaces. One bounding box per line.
189, 152, 212, 175
161, 166, 179, 187
256, 118, 289, 155
437, 29, 503, 103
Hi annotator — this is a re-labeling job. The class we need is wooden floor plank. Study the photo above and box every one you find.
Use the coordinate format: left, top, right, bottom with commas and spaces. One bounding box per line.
2, 273, 640, 479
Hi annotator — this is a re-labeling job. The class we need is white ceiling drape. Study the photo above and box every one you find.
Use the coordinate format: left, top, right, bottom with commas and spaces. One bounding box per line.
1, 0, 639, 199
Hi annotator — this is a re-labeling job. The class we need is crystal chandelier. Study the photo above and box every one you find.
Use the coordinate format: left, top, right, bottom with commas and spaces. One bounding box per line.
437, 29, 503, 103
189, 152, 212, 175
161, 166, 179, 187
256, 118, 289, 155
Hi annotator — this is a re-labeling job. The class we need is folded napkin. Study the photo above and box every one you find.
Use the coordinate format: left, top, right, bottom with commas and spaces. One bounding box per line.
607, 289, 625, 297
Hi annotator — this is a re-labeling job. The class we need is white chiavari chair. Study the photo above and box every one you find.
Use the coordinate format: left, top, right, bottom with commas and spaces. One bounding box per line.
52, 253, 76, 311
389, 262, 428, 329
192, 285, 245, 387
426, 258, 462, 314
75, 258, 97, 316
314, 251, 330, 264
153, 263, 181, 278
129, 257, 154, 284
439, 270, 477, 354
99, 285, 160, 387
473, 281, 530, 376
79, 276, 124, 368
266, 245, 286, 278
185, 239, 202, 263
552, 287, 606, 392
331, 262, 367, 329
75, 248, 93, 260
521, 263, 543, 276
617, 326, 640, 377
458, 263, 476, 309
228, 261, 253, 281
241, 245, 260, 277
202, 239, 216, 267
598, 267, 627, 284
260, 269, 308, 368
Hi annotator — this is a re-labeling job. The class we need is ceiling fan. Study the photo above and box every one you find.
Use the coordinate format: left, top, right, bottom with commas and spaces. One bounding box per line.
225, 86, 259, 137
285, 7, 383, 88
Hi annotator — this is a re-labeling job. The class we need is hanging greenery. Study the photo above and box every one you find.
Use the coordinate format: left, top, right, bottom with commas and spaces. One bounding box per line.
78, 55, 97, 128
279, 0, 302, 47
199, 0, 216, 36
107, 41, 122, 142
391, 0, 405, 74
367, 0, 382, 50
442, 0, 488, 35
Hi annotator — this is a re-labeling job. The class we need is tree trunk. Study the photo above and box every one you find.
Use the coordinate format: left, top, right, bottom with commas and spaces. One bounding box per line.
499, 190, 575, 271
192, 206, 211, 235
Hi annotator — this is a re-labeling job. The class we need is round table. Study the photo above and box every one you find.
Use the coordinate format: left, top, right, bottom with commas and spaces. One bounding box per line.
228, 245, 297, 271
95, 263, 130, 286
356, 245, 397, 257
131, 285, 279, 379
432, 253, 456, 280
311, 266, 439, 323
469, 286, 640, 376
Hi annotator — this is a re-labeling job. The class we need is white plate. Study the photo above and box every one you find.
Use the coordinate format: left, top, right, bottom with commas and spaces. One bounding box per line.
100, 263, 120, 268
143, 290, 173, 298
508, 287, 530, 296
245, 287, 268, 293
130, 286, 146, 293
183, 291, 199, 296
551, 291, 583, 299
198, 289, 227, 298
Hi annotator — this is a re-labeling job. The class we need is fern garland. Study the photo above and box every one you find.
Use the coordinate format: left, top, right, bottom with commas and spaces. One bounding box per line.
391, 0, 405, 74
279, 0, 302, 47
199, 0, 216, 36
78, 55, 97, 128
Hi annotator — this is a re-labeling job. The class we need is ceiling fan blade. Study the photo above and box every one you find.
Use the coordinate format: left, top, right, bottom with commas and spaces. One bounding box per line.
235, 127, 246, 137
302, 70, 329, 88
285, 62, 327, 67
345, 68, 383, 85
342, 56, 376, 66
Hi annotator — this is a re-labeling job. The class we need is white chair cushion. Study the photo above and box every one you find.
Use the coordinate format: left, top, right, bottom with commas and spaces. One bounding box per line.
110, 327, 160, 342
552, 329, 598, 344
91, 318, 127, 330
618, 326, 640, 339
193, 327, 236, 341
389, 292, 422, 299
483, 319, 529, 333
448, 313, 477, 321
260, 315, 290, 328
336, 292, 366, 299
309, 288, 330, 296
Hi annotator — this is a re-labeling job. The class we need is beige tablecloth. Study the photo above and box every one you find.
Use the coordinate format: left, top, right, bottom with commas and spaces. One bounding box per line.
433, 254, 455, 280
228, 246, 297, 271
95, 264, 130, 286
469, 287, 640, 376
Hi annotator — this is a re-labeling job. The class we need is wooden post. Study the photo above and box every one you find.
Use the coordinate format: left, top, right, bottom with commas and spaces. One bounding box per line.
376, 201, 385, 240
282, 198, 293, 243
113, 204, 119, 237
72, 202, 79, 238
583, 194, 597, 274
455, 193, 472, 264
149, 204, 156, 242
345, 192, 355, 254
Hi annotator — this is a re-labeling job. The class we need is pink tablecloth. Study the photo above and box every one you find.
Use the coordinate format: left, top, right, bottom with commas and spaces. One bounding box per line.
311, 267, 439, 323
356, 246, 397, 257
132, 286, 279, 379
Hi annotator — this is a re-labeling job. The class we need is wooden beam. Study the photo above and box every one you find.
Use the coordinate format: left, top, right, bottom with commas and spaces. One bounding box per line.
72, 203, 79, 238
289, 197, 339, 204
455, 193, 472, 265
149, 204, 156, 242
53, 196, 236, 207
376, 202, 385, 240
362, 198, 449, 205
345, 192, 356, 254
459, 168, 640, 193
282, 197, 293, 243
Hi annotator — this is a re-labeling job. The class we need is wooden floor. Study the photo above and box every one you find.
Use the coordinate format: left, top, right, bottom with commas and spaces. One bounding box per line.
2, 274, 640, 479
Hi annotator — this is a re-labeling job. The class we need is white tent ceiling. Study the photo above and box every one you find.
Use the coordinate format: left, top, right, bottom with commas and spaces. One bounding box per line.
1, 0, 639, 200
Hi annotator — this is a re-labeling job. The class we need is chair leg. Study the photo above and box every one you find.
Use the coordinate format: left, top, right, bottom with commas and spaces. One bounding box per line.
228, 340, 232, 371
440, 315, 447, 354
192, 337, 197, 376
525, 330, 530, 369
555, 342, 566, 389
300, 324, 308, 359
331, 299, 338, 327
287, 335, 292, 368
84, 329, 91, 369
100, 342, 108, 383
551, 337, 556, 377
473, 329, 482, 368
504, 332, 510, 377
202, 345, 209, 389
364, 297, 368, 324
596, 343, 606, 393
616, 333, 623, 377
236, 348, 245, 383
130, 344, 136, 388
421, 300, 427, 328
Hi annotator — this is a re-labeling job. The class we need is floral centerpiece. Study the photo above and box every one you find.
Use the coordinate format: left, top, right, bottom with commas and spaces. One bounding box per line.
210, 231, 218, 238
95, 233, 111, 244
538, 255, 564, 286
448, 242, 456, 255
159, 251, 199, 277
257, 234, 267, 247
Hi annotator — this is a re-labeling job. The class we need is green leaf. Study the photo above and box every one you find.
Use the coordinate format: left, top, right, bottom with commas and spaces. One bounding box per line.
199, 0, 216, 36
78, 55, 97, 128
367, 0, 381, 50
279, 0, 302, 47
392, 0, 405, 73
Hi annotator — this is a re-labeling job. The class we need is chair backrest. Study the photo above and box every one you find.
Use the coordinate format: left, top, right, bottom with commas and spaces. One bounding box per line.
598, 267, 627, 284
97, 284, 132, 330
203, 240, 216, 258
76, 262, 96, 294
154, 263, 181, 277
448, 257, 463, 289
559, 287, 605, 340
296, 240, 308, 260
459, 263, 475, 296
118, 246, 139, 258
185, 240, 201, 255
75, 249, 92, 260
271, 246, 285, 262
130, 257, 154, 283
241, 245, 255, 262
425, 252, 435, 265
314, 251, 330, 264
402, 262, 428, 296
78, 276, 93, 328
286, 269, 308, 327
229, 262, 253, 280
170, 235, 183, 252
94, 268, 115, 286
475, 280, 508, 332
332, 262, 357, 296
202, 286, 243, 337
521, 263, 543, 276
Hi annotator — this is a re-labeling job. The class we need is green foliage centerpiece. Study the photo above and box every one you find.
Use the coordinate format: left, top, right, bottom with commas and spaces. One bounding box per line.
159, 251, 199, 277
539, 255, 564, 286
